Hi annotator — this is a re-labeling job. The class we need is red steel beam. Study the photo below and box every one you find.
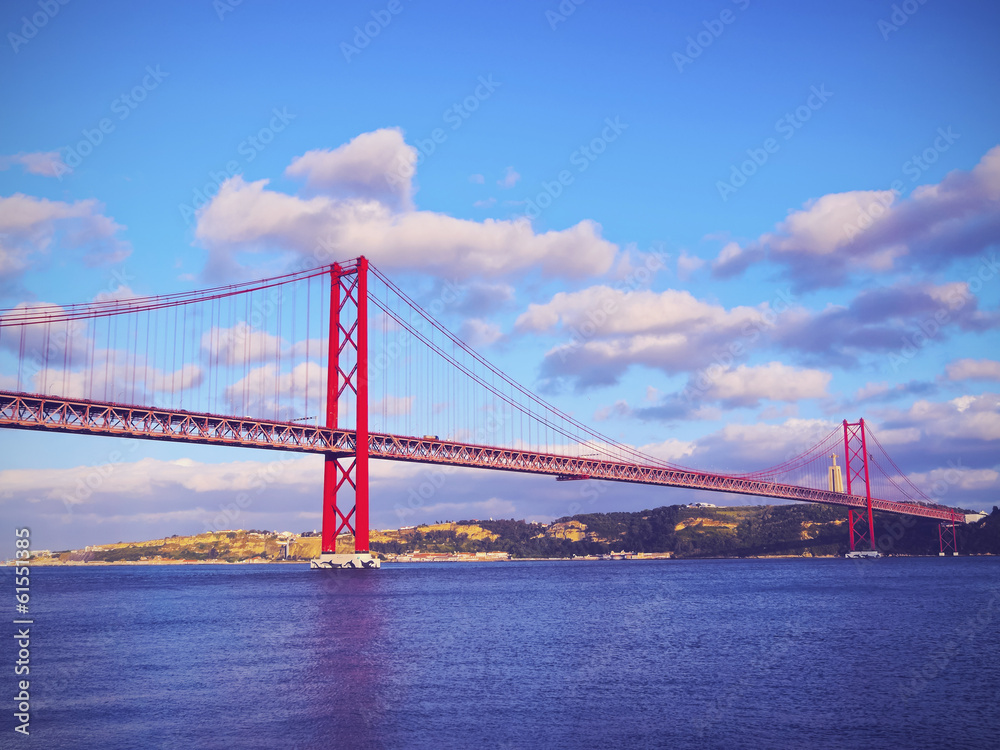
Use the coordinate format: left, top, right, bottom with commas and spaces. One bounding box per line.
0, 391, 964, 524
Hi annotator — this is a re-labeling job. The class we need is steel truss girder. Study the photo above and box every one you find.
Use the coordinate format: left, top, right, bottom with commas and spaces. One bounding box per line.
0, 391, 963, 525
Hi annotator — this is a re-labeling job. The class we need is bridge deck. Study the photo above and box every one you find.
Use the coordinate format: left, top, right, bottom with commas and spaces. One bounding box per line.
0, 391, 962, 523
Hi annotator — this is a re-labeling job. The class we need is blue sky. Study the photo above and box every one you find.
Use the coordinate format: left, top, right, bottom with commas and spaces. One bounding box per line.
1, 0, 999, 555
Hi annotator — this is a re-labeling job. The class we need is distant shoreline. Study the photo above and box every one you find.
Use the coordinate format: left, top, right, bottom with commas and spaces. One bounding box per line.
7, 552, 992, 567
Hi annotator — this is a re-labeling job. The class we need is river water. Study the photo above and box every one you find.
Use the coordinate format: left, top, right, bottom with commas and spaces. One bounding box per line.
6, 558, 999, 749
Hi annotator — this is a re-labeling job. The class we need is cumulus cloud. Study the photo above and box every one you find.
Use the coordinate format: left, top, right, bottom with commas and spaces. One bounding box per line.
514, 285, 773, 390
195, 129, 619, 281
713, 145, 1000, 288
285, 128, 417, 209
200, 323, 284, 367
0, 194, 130, 279
689, 362, 830, 407
628, 363, 829, 422
0, 151, 68, 178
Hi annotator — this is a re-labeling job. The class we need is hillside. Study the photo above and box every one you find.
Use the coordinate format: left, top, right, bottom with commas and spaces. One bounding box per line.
372, 503, 1000, 559
22, 504, 1000, 564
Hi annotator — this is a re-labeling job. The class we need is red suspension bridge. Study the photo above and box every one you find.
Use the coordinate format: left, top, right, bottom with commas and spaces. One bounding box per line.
0, 258, 964, 564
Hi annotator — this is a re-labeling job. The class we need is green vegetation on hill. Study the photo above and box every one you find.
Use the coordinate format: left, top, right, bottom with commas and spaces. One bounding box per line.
370, 504, 1000, 559
27, 504, 1000, 564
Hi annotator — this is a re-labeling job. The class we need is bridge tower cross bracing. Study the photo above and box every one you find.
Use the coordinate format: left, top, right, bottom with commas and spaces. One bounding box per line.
843, 419, 876, 552
321, 258, 370, 555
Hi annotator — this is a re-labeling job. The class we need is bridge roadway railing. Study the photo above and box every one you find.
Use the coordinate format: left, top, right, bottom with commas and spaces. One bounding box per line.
0, 391, 961, 524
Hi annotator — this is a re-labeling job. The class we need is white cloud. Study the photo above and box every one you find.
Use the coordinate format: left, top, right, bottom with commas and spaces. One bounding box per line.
194, 129, 619, 281
696, 362, 831, 406
200, 323, 284, 367
907, 466, 999, 492
712, 145, 1000, 288
497, 166, 521, 188
459, 318, 503, 347
285, 128, 417, 209
515, 285, 771, 388
676, 250, 705, 280
0, 194, 130, 277
0, 151, 68, 178
373, 395, 413, 418
223, 361, 326, 417
196, 174, 618, 281
469, 173, 485, 184
946, 358, 1000, 381
893, 393, 1000, 441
